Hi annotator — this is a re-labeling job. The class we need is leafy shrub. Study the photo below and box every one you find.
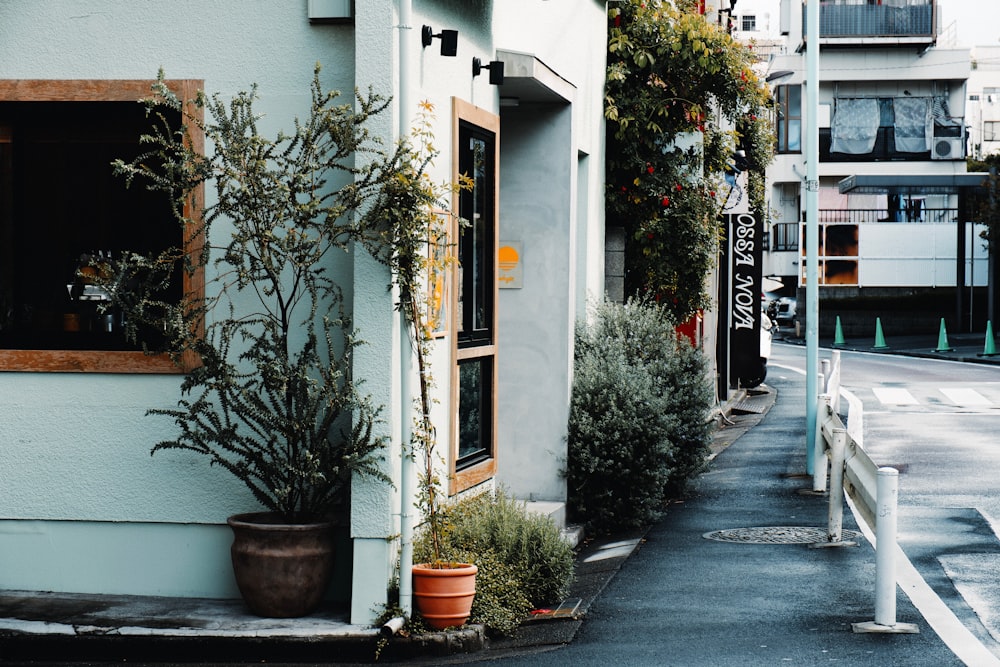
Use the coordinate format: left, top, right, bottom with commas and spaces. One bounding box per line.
446, 548, 532, 637
413, 489, 575, 636
566, 298, 713, 533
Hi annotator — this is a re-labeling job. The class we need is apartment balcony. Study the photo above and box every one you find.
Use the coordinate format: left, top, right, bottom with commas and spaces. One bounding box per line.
803, 1, 936, 48
816, 121, 964, 162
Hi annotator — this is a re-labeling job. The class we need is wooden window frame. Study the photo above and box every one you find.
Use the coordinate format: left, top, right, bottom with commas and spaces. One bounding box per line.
449, 97, 499, 495
0, 79, 204, 374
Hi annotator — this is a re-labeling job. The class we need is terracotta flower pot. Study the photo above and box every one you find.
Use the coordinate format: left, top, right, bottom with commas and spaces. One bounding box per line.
227, 512, 336, 618
412, 562, 478, 630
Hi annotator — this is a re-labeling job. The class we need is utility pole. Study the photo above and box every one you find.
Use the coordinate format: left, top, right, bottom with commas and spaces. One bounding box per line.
805, 0, 820, 474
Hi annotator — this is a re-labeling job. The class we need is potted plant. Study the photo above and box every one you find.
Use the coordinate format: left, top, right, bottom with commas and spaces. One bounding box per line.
363, 101, 477, 630
99, 68, 408, 617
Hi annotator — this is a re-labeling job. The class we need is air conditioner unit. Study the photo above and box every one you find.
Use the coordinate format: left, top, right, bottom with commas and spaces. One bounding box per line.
932, 137, 963, 160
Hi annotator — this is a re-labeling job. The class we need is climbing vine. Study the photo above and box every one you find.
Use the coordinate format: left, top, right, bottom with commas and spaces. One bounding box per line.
606, 0, 774, 321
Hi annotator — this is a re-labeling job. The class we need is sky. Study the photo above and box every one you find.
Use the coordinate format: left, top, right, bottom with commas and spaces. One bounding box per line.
936, 0, 1000, 48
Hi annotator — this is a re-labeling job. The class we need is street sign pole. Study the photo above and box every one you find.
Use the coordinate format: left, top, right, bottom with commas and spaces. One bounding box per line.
805, 0, 820, 475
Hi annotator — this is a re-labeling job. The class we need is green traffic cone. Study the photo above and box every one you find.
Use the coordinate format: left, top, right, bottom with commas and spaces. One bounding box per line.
833, 316, 845, 347
934, 318, 953, 353
982, 321, 997, 357
872, 317, 888, 350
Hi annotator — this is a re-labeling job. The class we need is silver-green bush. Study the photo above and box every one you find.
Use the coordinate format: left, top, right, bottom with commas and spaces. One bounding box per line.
414, 489, 575, 636
566, 298, 714, 534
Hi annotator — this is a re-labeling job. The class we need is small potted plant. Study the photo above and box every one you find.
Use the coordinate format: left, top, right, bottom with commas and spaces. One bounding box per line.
100, 68, 409, 617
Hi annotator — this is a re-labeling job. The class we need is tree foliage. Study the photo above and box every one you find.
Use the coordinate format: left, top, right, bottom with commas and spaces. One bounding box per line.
101, 67, 421, 522
606, 0, 774, 320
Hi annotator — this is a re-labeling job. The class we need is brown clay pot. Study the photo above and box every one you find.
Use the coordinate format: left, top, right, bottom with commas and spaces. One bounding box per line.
412, 562, 478, 630
227, 512, 336, 618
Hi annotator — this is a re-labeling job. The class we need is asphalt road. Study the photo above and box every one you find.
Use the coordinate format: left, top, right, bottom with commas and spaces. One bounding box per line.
772, 342, 1000, 656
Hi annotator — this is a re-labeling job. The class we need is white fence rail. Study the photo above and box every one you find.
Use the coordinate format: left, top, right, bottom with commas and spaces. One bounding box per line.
812, 352, 918, 634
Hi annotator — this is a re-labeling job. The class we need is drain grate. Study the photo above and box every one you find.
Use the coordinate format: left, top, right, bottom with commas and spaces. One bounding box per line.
731, 400, 767, 414
703, 526, 862, 544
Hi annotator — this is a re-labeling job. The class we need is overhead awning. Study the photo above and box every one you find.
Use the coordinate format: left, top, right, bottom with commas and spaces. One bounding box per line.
496, 49, 575, 104
838, 173, 990, 195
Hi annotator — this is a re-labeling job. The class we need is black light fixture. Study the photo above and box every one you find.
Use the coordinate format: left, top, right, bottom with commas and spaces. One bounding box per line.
421, 25, 458, 57
472, 57, 504, 85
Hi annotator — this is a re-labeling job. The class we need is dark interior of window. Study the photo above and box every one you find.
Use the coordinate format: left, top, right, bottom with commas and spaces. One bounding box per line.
457, 122, 495, 348
456, 119, 496, 470
0, 101, 179, 351
458, 356, 492, 464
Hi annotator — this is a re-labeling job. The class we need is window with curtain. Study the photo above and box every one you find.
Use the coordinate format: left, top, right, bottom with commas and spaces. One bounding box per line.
893, 96, 931, 152
831, 98, 880, 154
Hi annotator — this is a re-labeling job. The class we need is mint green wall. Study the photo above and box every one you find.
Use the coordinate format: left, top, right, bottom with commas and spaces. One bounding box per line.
0, 520, 236, 597
0, 1, 361, 598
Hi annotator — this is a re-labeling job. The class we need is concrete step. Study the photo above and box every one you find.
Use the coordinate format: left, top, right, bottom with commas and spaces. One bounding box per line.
521, 500, 584, 548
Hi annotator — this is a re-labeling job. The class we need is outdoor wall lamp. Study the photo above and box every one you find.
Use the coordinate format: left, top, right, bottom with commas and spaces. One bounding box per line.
421, 25, 458, 57
472, 57, 504, 85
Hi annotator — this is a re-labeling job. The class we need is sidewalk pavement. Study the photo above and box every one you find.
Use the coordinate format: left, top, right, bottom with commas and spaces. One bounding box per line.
0, 345, 985, 665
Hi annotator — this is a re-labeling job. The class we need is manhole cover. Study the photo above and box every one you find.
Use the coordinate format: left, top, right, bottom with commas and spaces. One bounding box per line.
703, 526, 862, 544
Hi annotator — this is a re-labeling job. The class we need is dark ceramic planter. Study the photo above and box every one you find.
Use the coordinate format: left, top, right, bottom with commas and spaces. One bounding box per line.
227, 512, 336, 618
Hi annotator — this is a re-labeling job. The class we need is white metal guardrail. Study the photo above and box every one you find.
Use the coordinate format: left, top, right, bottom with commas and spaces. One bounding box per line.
812, 351, 918, 634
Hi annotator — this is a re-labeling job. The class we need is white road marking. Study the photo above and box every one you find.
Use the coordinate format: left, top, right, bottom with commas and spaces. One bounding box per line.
773, 359, 1000, 665
872, 387, 919, 405
940, 388, 992, 407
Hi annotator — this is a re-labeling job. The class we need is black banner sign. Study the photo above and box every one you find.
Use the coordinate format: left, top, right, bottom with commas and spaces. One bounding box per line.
726, 212, 764, 388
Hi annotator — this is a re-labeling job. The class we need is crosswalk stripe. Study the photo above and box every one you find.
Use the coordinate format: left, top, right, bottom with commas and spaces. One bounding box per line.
940, 387, 992, 406
872, 387, 919, 405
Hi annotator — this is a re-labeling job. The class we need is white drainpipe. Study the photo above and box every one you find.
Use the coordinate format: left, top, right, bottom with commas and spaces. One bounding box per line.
397, 0, 415, 617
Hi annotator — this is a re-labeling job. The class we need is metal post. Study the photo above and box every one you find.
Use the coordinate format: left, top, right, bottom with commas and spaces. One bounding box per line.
874, 467, 898, 626
812, 394, 829, 493
853, 466, 919, 633
827, 428, 847, 543
828, 350, 841, 414
990, 167, 997, 326
805, 0, 820, 475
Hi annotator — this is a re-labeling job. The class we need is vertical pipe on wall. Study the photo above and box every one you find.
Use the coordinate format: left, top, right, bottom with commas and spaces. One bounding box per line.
397, 0, 415, 617
805, 0, 820, 474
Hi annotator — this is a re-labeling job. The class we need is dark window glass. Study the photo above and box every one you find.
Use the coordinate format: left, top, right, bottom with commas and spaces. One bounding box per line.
458, 356, 492, 463
455, 119, 496, 471
457, 124, 494, 346
0, 101, 179, 351
776, 85, 802, 153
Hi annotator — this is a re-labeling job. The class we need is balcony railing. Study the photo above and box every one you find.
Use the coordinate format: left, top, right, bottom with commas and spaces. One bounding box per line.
804, 2, 934, 40
819, 208, 958, 224
771, 208, 961, 253
815, 124, 964, 162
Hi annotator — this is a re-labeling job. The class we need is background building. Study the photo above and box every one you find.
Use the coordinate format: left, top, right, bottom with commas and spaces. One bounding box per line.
765, 0, 985, 337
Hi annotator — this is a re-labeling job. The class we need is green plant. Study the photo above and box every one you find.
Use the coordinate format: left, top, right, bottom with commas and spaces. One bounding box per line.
605, 0, 774, 320
567, 298, 714, 533
362, 100, 470, 565
99, 66, 410, 522
413, 489, 575, 635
